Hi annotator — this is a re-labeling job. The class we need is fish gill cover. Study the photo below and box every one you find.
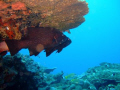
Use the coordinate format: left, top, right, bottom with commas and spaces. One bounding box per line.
0, 0, 89, 56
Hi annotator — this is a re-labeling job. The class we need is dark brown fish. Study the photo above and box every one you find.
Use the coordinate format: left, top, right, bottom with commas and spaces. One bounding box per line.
5, 27, 71, 56
45, 38, 71, 56
0, 41, 8, 56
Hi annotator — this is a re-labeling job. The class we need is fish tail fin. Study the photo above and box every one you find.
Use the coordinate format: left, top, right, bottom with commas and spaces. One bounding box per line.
5, 40, 23, 56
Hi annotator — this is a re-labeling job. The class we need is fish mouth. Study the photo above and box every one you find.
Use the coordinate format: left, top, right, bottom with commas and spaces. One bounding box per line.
45, 38, 71, 57
56, 38, 71, 53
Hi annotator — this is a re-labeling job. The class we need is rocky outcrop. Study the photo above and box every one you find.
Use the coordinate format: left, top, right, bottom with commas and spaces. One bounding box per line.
0, 0, 88, 40
1, 54, 120, 90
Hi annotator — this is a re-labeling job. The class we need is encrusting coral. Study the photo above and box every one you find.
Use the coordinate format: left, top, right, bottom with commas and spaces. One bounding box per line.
0, 0, 89, 40
1, 54, 120, 90
0, 0, 88, 56
21, 0, 89, 31
0, 1, 30, 40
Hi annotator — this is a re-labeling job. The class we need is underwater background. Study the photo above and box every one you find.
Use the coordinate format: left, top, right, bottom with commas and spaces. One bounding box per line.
1, 0, 120, 90
10, 0, 120, 75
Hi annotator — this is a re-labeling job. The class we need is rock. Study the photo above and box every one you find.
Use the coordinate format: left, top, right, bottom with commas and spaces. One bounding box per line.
68, 84, 76, 90
80, 62, 120, 89
75, 85, 82, 90
50, 87, 57, 90
44, 67, 57, 74
0, 0, 89, 40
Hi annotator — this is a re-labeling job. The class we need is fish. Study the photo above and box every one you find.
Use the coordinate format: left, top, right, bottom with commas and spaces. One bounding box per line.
0, 51, 7, 56
3, 27, 71, 56
45, 38, 71, 56
0, 41, 9, 56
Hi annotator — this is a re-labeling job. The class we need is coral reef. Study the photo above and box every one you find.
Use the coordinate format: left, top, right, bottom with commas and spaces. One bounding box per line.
44, 67, 57, 74
0, 1, 30, 40
0, 0, 88, 56
0, 54, 39, 90
5, 0, 88, 31
80, 62, 120, 90
1, 53, 120, 90
0, 53, 60, 90
0, 0, 88, 40
63, 62, 120, 90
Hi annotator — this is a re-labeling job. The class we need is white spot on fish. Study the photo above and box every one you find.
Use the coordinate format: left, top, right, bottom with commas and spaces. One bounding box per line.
6, 27, 9, 30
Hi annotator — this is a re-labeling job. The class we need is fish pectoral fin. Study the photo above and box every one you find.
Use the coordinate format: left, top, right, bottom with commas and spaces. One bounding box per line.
36, 44, 44, 53
28, 44, 44, 56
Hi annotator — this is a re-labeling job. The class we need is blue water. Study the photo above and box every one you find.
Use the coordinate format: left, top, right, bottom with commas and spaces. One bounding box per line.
17, 0, 120, 75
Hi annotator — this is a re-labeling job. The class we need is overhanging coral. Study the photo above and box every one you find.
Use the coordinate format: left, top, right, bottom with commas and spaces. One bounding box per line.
0, 0, 89, 40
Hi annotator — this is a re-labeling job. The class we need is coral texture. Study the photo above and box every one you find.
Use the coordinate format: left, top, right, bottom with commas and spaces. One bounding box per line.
20, 0, 89, 31
0, 1, 30, 40
0, 0, 88, 40
1, 54, 120, 90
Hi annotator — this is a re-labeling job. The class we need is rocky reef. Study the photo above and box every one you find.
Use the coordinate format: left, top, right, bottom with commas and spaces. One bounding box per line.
0, 0, 88, 40
0, 0, 88, 56
1, 54, 120, 90
63, 62, 120, 90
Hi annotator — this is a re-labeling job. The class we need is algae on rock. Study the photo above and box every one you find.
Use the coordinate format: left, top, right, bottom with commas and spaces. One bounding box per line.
0, 0, 89, 40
